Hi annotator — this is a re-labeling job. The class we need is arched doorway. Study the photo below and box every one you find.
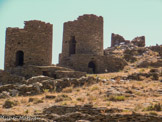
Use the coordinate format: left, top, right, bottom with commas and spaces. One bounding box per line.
88, 61, 96, 73
69, 36, 76, 55
16, 51, 24, 66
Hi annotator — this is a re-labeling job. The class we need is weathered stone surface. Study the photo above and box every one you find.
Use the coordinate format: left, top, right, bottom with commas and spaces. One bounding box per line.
0, 84, 16, 93
59, 15, 127, 74
55, 70, 86, 79
3, 99, 18, 108
7, 65, 86, 80
0, 76, 102, 96
43, 105, 122, 115
111, 33, 130, 47
137, 59, 162, 68
132, 36, 145, 47
0, 91, 10, 99
26, 75, 52, 84
0, 70, 25, 85
5, 20, 53, 70
149, 45, 162, 57
42, 105, 162, 122
127, 72, 160, 81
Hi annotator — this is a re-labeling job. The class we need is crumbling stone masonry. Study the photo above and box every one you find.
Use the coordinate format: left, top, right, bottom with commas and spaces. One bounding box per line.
132, 36, 145, 47
59, 14, 127, 73
111, 33, 130, 47
5, 20, 53, 70
111, 33, 145, 47
4, 20, 85, 79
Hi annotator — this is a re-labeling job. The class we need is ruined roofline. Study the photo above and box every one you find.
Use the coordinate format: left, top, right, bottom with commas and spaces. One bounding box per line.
24, 20, 52, 26
6, 20, 52, 30
64, 14, 103, 24
112, 33, 126, 40
112, 33, 145, 42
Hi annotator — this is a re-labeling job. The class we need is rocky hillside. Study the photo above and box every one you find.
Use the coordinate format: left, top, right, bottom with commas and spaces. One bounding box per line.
0, 45, 162, 122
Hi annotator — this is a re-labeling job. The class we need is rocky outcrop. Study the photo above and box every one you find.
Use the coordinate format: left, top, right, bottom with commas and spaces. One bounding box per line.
0, 113, 161, 122
137, 59, 162, 68
127, 68, 161, 81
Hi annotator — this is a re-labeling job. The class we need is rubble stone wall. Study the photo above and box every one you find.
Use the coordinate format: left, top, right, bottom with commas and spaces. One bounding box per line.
6, 65, 86, 79
59, 54, 127, 73
59, 15, 127, 73
149, 45, 162, 57
132, 36, 145, 47
5, 20, 53, 70
111, 33, 130, 47
111, 33, 145, 47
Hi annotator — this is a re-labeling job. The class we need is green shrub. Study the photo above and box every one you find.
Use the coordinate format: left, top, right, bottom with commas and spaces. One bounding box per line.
145, 103, 161, 111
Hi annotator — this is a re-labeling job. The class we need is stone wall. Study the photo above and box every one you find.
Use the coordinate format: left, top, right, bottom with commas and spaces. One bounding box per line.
111, 33, 130, 47
149, 45, 162, 57
111, 33, 145, 47
59, 15, 127, 73
7, 65, 86, 79
0, 70, 25, 85
132, 36, 145, 47
60, 14, 103, 60
5, 20, 53, 70
59, 54, 127, 73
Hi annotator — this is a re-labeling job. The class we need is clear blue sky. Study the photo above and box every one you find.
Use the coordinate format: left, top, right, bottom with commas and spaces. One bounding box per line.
0, 0, 162, 69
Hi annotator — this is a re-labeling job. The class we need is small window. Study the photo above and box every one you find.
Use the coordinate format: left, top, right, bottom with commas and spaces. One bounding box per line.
69, 36, 76, 56
16, 51, 24, 66
42, 71, 48, 76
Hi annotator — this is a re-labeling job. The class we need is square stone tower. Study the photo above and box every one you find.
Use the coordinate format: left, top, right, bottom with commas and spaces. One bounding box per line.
59, 14, 127, 73
59, 14, 105, 73
4, 20, 53, 70
60, 14, 103, 58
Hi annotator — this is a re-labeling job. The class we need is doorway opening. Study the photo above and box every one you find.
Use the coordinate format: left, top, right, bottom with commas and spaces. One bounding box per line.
16, 51, 24, 66
88, 61, 96, 73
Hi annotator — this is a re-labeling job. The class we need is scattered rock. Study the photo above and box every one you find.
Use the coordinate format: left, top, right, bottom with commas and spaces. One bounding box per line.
45, 95, 56, 99
0, 91, 10, 99
3, 99, 18, 108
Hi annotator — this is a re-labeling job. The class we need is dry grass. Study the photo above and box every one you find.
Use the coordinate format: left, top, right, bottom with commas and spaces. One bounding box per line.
0, 68, 161, 116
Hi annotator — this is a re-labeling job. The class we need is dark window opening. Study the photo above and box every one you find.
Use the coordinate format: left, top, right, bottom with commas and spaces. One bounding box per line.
88, 61, 96, 73
16, 51, 24, 66
42, 71, 48, 76
69, 36, 76, 56
52, 74, 57, 79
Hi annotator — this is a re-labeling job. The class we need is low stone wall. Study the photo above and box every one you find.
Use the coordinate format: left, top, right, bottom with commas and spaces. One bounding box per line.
0, 70, 25, 85
149, 45, 162, 57
59, 54, 127, 73
137, 59, 162, 68
6, 65, 86, 79
0, 76, 100, 96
